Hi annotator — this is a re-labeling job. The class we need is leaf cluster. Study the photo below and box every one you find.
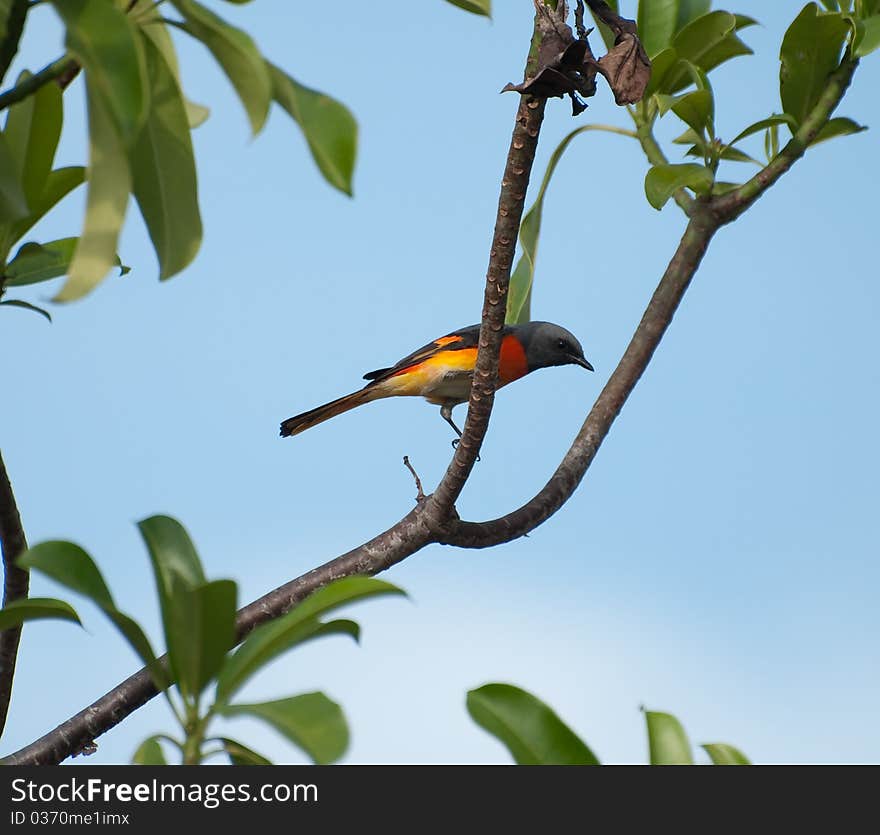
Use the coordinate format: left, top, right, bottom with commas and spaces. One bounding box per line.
0, 0, 357, 314
2, 517, 404, 764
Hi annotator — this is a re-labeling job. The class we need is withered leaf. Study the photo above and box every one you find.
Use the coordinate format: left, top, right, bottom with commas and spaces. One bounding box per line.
502, 28, 598, 113
502, 0, 649, 112
597, 33, 651, 105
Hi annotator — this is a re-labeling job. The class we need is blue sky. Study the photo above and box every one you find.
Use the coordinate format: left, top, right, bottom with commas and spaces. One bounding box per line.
2, 1, 878, 764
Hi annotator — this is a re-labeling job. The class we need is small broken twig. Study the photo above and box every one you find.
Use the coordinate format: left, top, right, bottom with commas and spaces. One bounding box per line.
402, 456, 425, 502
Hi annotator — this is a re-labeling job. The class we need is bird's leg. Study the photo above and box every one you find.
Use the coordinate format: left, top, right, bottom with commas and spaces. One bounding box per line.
440, 404, 480, 461
440, 404, 463, 445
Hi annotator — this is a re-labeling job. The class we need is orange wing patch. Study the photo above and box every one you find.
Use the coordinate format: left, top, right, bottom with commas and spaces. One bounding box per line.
389, 346, 478, 382
434, 335, 464, 348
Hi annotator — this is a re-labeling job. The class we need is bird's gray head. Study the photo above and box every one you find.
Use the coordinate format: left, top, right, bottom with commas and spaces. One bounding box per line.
515, 321, 593, 373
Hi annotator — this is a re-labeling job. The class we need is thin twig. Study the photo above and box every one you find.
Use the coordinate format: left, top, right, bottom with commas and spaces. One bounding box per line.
402, 457, 425, 502
0, 55, 76, 111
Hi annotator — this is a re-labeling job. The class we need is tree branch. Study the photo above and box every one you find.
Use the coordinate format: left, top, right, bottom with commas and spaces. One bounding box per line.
438, 215, 715, 547
0, 450, 29, 738
4, 10, 861, 769
0, 0, 29, 87
0, 54, 76, 111
424, 91, 547, 522
436, 57, 862, 550
2, 2, 559, 767
422, 0, 565, 518
711, 58, 859, 224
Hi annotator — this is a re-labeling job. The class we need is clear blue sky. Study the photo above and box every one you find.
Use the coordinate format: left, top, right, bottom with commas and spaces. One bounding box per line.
3, 1, 878, 764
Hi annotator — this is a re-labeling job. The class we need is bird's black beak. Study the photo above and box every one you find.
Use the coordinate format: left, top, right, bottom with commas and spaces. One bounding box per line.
572, 355, 594, 372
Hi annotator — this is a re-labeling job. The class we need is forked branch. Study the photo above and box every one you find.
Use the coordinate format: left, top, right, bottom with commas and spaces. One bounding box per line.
3, 13, 860, 766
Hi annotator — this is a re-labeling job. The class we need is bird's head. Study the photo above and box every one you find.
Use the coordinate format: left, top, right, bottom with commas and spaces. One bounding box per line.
517, 321, 593, 373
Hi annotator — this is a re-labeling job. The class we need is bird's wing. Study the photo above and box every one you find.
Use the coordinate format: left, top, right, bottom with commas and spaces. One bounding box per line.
362, 324, 482, 383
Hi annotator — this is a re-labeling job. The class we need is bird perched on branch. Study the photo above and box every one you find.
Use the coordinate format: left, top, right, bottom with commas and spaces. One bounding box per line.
280, 321, 593, 439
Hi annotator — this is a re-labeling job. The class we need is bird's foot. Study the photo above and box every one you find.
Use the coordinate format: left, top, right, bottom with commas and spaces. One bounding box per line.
451, 438, 480, 462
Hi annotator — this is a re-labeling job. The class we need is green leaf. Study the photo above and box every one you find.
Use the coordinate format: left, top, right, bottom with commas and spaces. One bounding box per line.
467, 683, 599, 765
173, 0, 271, 135
9, 166, 85, 245
671, 11, 737, 65
734, 13, 759, 30
670, 88, 714, 135
5, 238, 127, 287
690, 32, 752, 84
645, 710, 694, 764
51, 0, 148, 143
710, 180, 741, 195
132, 736, 169, 765
269, 577, 405, 625
129, 34, 202, 280
0, 299, 52, 322
675, 0, 711, 32
137, 514, 206, 595
728, 114, 797, 147
5, 238, 75, 286
702, 742, 751, 765
663, 11, 753, 94
507, 126, 589, 325
170, 579, 237, 700
644, 162, 713, 209
0, 132, 28, 221
765, 121, 780, 159
221, 693, 348, 765
215, 618, 359, 709
644, 48, 680, 98
220, 737, 273, 766
715, 145, 760, 164
780, 4, 849, 127
507, 123, 636, 325
132, 4, 209, 130
445, 0, 491, 15
17, 541, 115, 608
16, 541, 165, 685
850, 15, 880, 55
56, 80, 131, 302
137, 515, 232, 700
672, 126, 703, 146
214, 577, 401, 706
810, 115, 867, 145
3, 71, 63, 208
682, 143, 759, 164
269, 64, 358, 196
638, 0, 680, 58
0, 596, 81, 630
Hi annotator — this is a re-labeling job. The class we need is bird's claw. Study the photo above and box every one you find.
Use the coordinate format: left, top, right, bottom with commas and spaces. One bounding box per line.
450, 438, 480, 462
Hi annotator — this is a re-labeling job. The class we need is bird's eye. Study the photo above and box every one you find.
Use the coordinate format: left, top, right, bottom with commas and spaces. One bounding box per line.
557, 338, 567, 350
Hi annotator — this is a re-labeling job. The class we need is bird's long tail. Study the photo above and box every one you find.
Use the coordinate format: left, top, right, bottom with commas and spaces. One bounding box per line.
280, 386, 379, 437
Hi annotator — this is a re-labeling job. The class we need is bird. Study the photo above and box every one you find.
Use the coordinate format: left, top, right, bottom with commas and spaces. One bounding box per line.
279, 320, 593, 439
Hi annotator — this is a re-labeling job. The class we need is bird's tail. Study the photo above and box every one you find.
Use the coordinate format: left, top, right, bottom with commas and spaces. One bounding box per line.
280, 387, 378, 437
